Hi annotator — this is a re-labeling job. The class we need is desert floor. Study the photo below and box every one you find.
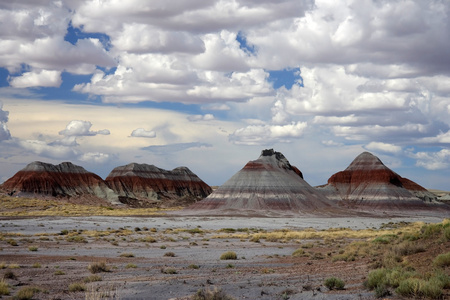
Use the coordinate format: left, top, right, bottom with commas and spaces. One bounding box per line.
0, 213, 448, 300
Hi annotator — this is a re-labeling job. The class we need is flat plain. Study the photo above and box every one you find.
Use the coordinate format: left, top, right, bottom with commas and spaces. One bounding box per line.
0, 196, 449, 300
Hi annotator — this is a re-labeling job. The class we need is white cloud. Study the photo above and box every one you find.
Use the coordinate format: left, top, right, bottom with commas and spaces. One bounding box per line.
19, 139, 78, 159
0, 102, 11, 141
230, 121, 307, 145
322, 140, 343, 147
411, 149, 450, 170
201, 103, 230, 111
9, 70, 62, 88
364, 142, 402, 155
0, 123, 11, 141
59, 120, 110, 137
78, 152, 111, 164
130, 128, 156, 138
187, 114, 215, 122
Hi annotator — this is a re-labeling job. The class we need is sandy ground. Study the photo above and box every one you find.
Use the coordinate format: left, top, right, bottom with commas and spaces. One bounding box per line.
0, 213, 448, 300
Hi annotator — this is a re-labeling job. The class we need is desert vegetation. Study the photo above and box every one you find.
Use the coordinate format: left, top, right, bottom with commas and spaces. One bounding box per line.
0, 198, 448, 299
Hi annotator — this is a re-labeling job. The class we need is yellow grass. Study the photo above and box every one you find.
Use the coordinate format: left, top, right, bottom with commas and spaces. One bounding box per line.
211, 223, 423, 242
0, 195, 178, 217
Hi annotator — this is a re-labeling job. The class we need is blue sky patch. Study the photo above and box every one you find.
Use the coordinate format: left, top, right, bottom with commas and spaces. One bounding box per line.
236, 31, 256, 55
268, 68, 302, 89
64, 23, 111, 50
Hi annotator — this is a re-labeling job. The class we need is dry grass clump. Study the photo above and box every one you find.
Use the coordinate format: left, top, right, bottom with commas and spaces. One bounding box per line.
220, 251, 237, 260
292, 248, 309, 257
164, 252, 176, 257
192, 287, 235, 300
433, 252, 450, 268
119, 252, 134, 258
0, 195, 175, 217
3, 270, 17, 280
0, 279, 9, 296
83, 275, 102, 283
68, 282, 86, 292
13, 286, 43, 300
28, 246, 38, 252
139, 236, 156, 243
88, 261, 110, 274
161, 267, 177, 274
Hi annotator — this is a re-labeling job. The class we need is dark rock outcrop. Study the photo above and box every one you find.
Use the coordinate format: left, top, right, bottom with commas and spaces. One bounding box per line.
1, 161, 119, 203
105, 163, 212, 207
189, 149, 341, 215
316, 152, 438, 209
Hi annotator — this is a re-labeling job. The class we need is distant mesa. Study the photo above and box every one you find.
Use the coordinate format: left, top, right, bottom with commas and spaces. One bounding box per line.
105, 163, 212, 207
316, 152, 439, 210
1, 161, 119, 204
0, 161, 212, 207
189, 149, 341, 215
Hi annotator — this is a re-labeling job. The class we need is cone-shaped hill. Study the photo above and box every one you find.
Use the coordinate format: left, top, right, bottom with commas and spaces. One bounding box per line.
316, 152, 438, 209
189, 149, 342, 215
1, 161, 119, 203
105, 163, 212, 207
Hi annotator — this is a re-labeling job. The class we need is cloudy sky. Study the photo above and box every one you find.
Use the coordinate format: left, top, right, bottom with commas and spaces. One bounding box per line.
0, 0, 449, 190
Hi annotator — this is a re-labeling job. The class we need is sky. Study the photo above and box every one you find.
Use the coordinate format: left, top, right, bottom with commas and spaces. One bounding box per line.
0, 0, 449, 190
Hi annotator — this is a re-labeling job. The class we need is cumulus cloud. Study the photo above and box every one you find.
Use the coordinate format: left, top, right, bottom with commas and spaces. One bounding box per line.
411, 149, 450, 170
9, 70, 62, 88
19, 139, 78, 159
187, 114, 214, 122
364, 142, 402, 155
59, 120, 110, 137
142, 142, 212, 154
130, 128, 156, 138
78, 152, 112, 164
0, 103, 11, 141
230, 121, 307, 145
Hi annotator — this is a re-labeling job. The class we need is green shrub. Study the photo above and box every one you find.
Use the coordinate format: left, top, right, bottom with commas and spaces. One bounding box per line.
372, 234, 396, 244
374, 284, 390, 298
32, 263, 41, 268
125, 263, 137, 269
220, 251, 237, 260
365, 268, 389, 290
444, 227, 450, 241
433, 252, 450, 268
68, 282, 86, 292
421, 223, 442, 238
392, 241, 425, 256
28, 246, 38, 252
395, 278, 442, 299
54, 270, 65, 275
324, 277, 345, 290
432, 270, 450, 289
